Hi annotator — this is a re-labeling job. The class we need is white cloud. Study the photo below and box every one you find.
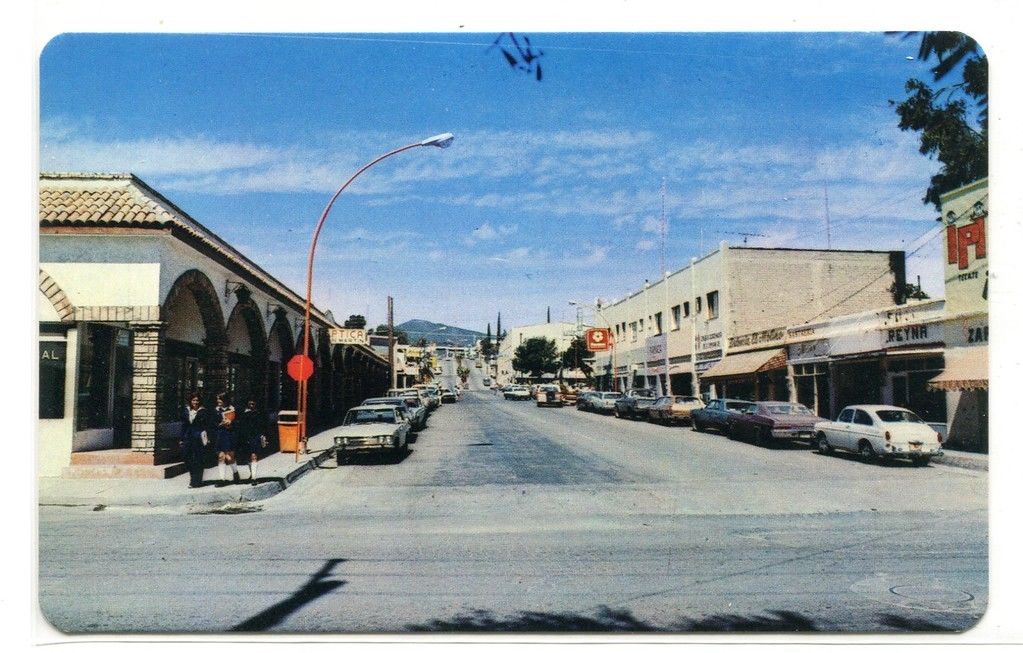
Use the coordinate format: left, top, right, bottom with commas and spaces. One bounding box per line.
635, 239, 656, 251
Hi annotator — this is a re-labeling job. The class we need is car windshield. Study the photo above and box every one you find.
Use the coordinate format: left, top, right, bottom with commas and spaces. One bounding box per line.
876, 409, 925, 423
603, 393, 622, 399
764, 404, 813, 415
345, 409, 396, 425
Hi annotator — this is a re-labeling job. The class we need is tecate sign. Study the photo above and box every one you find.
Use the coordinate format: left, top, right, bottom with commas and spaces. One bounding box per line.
329, 328, 368, 345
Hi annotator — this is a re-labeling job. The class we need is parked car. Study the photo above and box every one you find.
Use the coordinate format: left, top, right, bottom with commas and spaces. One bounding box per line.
360, 396, 427, 432
535, 384, 564, 407
589, 391, 623, 414
614, 389, 657, 419
503, 384, 532, 401
814, 405, 944, 466
726, 401, 819, 447
691, 398, 755, 435
440, 387, 458, 403
560, 385, 580, 406
332, 405, 410, 464
576, 391, 599, 411
646, 395, 706, 426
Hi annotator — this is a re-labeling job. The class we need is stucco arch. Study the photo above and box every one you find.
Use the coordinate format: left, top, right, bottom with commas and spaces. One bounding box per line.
225, 295, 268, 359
38, 270, 75, 322
162, 269, 226, 346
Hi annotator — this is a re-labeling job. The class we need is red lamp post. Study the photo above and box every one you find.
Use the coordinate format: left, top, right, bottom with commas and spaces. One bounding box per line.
296, 133, 454, 460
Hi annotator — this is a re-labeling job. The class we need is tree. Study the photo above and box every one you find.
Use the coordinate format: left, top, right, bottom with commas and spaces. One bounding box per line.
371, 324, 409, 345
560, 336, 594, 378
479, 324, 495, 359
343, 314, 367, 329
512, 337, 560, 380
891, 31, 988, 209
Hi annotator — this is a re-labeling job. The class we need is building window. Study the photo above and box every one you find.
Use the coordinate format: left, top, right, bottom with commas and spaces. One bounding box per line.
614, 324, 621, 340
671, 305, 681, 330
654, 312, 663, 335
629, 322, 638, 342
40, 340, 67, 419
707, 291, 719, 319
639, 318, 645, 334
683, 302, 690, 318
696, 297, 703, 314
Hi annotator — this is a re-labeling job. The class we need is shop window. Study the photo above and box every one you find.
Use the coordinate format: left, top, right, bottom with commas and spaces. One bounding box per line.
160, 340, 206, 418
671, 305, 681, 330
707, 291, 719, 319
76, 324, 114, 430
39, 341, 66, 419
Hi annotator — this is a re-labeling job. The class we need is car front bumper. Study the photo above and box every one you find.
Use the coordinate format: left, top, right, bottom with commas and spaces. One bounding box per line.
770, 428, 815, 440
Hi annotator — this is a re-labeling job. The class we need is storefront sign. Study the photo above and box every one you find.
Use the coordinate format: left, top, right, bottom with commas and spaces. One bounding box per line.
941, 181, 988, 316
329, 328, 368, 345
884, 322, 943, 347
697, 331, 722, 352
729, 327, 785, 350
944, 316, 989, 347
695, 359, 718, 373
788, 339, 830, 363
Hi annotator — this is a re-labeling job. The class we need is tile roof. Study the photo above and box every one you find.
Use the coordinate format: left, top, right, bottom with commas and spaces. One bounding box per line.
39, 173, 177, 227
38, 173, 377, 357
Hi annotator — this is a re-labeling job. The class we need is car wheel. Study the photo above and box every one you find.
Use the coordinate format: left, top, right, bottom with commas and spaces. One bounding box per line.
614, 408, 622, 419
858, 441, 876, 463
693, 420, 703, 432
756, 427, 773, 448
816, 432, 832, 455
911, 457, 929, 467
336, 451, 347, 466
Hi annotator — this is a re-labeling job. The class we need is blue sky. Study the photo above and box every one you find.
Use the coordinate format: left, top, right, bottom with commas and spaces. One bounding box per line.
40, 30, 956, 332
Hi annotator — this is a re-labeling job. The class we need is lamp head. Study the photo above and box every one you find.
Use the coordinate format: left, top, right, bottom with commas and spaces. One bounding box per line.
421, 132, 455, 148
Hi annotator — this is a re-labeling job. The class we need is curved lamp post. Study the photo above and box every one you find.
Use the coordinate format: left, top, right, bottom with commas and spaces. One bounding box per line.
297, 133, 454, 459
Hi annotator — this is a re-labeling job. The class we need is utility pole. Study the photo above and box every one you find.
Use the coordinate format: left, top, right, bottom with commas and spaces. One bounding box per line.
823, 181, 832, 249
387, 296, 395, 390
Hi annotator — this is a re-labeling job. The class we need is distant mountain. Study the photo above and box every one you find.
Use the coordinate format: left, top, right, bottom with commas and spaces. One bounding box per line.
397, 319, 485, 347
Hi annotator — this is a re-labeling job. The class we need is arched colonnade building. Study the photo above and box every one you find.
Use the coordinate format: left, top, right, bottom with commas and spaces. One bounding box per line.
38, 173, 390, 477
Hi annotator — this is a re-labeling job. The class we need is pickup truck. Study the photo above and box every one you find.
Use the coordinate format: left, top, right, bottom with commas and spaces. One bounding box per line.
614, 389, 656, 420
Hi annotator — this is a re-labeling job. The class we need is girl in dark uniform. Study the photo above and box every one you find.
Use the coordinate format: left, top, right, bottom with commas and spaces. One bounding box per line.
213, 392, 239, 485
234, 399, 268, 485
179, 393, 210, 489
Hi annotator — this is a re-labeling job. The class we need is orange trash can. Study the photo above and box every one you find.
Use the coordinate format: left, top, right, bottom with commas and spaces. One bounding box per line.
277, 410, 301, 453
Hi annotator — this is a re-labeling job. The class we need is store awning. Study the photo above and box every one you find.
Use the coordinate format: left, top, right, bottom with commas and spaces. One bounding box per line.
928, 346, 988, 391
701, 348, 786, 380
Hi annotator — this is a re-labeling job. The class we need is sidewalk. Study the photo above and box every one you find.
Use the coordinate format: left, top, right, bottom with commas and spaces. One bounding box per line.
38, 429, 340, 510
932, 448, 988, 472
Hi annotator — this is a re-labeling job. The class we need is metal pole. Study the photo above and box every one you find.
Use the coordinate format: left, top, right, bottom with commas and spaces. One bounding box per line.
299, 136, 452, 462
388, 296, 395, 390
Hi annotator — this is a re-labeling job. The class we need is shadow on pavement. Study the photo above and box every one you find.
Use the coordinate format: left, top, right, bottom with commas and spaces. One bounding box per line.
405, 606, 965, 633
231, 558, 347, 632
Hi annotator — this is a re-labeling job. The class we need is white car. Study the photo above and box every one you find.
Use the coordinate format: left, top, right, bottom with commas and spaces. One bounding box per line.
814, 404, 944, 466
535, 384, 563, 407
332, 405, 410, 464
503, 385, 531, 401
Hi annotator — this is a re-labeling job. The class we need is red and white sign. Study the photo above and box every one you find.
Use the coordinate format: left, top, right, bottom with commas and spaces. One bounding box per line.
586, 328, 612, 352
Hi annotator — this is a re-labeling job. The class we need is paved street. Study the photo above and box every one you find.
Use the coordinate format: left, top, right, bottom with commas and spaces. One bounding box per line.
39, 362, 987, 634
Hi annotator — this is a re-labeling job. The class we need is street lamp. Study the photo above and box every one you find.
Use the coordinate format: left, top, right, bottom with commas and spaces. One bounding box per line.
296, 133, 454, 460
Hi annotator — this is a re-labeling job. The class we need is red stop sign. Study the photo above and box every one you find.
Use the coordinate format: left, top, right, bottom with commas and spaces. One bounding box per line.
287, 354, 315, 381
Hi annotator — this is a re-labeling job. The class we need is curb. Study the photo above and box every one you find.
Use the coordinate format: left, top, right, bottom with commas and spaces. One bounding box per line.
932, 453, 987, 472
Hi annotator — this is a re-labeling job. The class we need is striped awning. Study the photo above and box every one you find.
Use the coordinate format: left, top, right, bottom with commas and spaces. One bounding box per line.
928, 346, 988, 391
701, 348, 786, 380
